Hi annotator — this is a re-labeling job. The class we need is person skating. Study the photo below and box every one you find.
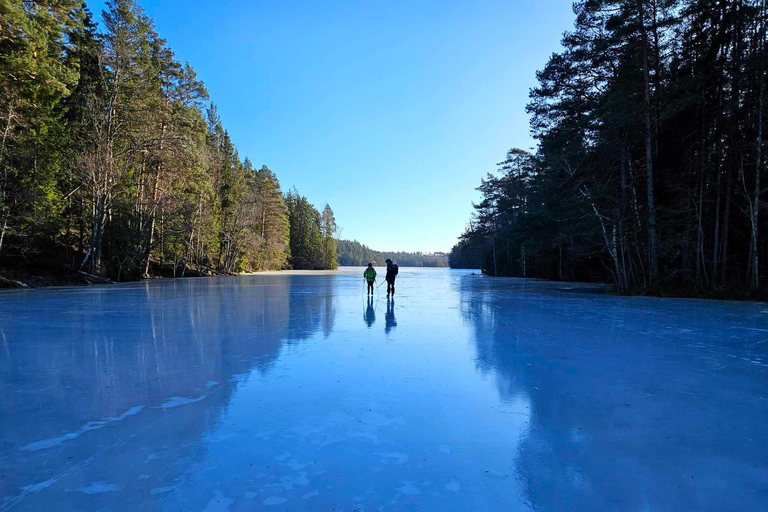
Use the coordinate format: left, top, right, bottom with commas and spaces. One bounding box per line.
385, 258, 398, 297
363, 263, 377, 295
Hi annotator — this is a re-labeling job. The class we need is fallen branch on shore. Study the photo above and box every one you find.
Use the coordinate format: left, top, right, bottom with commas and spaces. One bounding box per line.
78, 271, 116, 285
0, 274, 29, 289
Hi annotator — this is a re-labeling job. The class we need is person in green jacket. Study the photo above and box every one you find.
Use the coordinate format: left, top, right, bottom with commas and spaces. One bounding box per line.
363, 263, 377, 295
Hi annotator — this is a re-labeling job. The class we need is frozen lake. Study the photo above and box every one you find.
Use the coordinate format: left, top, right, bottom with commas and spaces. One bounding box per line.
1, 267, 766, 511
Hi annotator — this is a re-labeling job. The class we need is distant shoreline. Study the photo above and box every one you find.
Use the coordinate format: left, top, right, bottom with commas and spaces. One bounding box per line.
0, 265, 453, 291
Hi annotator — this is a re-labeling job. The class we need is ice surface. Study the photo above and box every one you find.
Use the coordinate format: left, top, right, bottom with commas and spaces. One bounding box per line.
1, 268, 766, 511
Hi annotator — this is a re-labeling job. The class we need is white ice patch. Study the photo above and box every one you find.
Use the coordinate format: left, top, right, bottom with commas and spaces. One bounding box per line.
263, 496, 288, 506
20, 406, 144, 451
273, 451, 291, 461
202, 492, 234, 512
444, 481, 461, 494
207, 432, 238, 443
276, 472, 310, 490
283, 458, 312, 471
151, 486, 176, 495
76, 481, 122, 494
377, 452, 409, 465
397, 481, 421, 495
156, 395, 207, 409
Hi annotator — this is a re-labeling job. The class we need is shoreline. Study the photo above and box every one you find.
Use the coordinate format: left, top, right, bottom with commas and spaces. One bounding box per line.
3, 266, 760, 302
0, 267, 345, 291
0, 265, 448, 291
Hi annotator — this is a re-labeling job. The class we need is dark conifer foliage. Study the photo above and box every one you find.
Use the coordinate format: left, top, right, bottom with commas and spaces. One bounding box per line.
0, 0, 336, 283
285, 190, 338, 270
453, 0, 768, 297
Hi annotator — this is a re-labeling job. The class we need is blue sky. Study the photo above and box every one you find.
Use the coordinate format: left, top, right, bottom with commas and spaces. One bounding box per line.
89, 0, 575, 252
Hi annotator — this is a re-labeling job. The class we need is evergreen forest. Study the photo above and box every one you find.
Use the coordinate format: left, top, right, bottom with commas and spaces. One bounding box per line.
0, 0, 336, 285
336, 239, 448, 267
451, 0, 768, 297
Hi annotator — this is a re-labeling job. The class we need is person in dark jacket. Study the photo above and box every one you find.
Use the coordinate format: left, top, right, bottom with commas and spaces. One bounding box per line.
385, 259, 398, 297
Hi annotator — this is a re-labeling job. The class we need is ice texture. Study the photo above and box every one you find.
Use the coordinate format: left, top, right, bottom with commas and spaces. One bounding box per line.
1, 268, 766, 511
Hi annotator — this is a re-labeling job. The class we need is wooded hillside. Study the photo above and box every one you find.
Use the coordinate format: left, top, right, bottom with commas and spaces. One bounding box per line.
336, 239, 448, 267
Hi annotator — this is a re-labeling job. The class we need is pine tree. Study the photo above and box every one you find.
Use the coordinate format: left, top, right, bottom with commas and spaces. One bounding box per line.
0, 0, 81, 256
321, 204, 338, 270
254, 165, 289, 270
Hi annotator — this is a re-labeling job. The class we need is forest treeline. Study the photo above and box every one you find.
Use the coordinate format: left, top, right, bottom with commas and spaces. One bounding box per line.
287, 193, 338, 270
0, 0, 336, 284
451, 0, 768, 297
336, 239, 448, 267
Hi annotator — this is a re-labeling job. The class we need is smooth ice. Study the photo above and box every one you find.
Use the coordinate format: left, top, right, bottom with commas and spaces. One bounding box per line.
1, 268, 767, 511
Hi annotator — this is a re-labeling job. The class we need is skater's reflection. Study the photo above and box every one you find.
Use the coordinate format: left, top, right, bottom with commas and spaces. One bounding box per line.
385, 298, 397, 335
364, 296, 376, 328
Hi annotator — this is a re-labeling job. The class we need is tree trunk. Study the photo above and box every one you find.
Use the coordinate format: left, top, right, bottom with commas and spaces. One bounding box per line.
582, 187, 624, 292
619, 140, 630, 289
0, 101, 15, 258
160, 206, 165, 271
639, 0, 659, 287
712, 68, 726, 284
492, 236, 498, 276
712, 152, 722, 285
651, 0, 662, 150
750, 0, 766, 291
81, 195, 107, 274
136, 153, 146, 230
696, 170, 709, 288
1, 101, 14, 159
521, 245, 526, 278
142, 123, 166, 277
721, 168, 733, 282
0, 206, 9, 256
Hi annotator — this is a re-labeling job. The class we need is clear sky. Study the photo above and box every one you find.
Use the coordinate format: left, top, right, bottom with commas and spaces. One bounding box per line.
88, 0, 575, 252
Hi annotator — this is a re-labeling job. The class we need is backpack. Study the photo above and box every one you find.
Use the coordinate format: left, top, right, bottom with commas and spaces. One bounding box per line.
393, 264, 399, 276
